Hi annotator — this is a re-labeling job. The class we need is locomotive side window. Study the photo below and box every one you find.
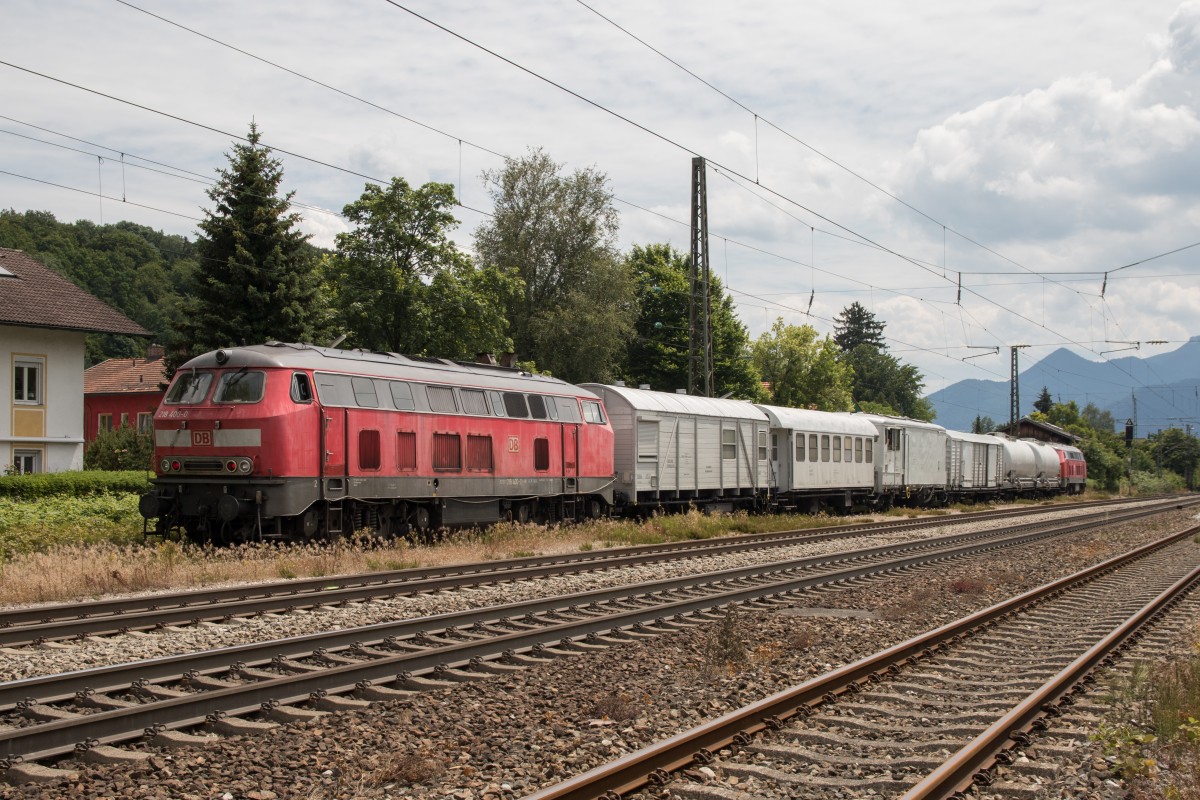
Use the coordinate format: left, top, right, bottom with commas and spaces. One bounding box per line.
214, 370, 265, 404
503, 392, 529, 418
534, 437, 550, 471
487, 391, 507, 417
389, 382, 416, 411
164, 370, 212, 405
432, 433, 462, 470
795, 433, 805, 462
467, 435, 493, 471
808, 433, 818, 462
290, 373, 313, 403
460, 389, 489, 416
427, 386, 458, 414
397, 431, 417, 470
351, 377, 378, 408
555, 397, 582, 422
359, 430, 381, 470
528, 394, 549, 419
582, 400, 605, 424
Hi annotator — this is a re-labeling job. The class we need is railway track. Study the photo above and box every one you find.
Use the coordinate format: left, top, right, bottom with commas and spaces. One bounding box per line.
0, 496, 1177, 648
524, 525, 1200, 799
0, 497, 1191, 779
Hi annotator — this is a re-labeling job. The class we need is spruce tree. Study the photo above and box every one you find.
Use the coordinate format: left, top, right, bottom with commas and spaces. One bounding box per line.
168, 123, 322, 374
833, 301, 886, 352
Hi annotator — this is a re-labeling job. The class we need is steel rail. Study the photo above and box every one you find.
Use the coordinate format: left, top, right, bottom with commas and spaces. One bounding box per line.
521, 524, 1200, 800
2, 498, 1186, 648
900, 560, 1200, 799
1, 499, 1177, 713
0, 496, 1156, 633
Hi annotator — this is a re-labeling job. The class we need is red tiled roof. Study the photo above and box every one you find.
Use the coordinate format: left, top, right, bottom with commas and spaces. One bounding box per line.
84, 356, 168, 395
0, 248, 149, 336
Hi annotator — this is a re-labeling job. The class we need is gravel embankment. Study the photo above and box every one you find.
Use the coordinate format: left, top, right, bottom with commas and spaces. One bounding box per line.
2, 505, 1197, 799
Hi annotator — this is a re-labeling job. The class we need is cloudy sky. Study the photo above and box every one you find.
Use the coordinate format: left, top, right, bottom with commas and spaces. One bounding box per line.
4, 0, 1199, 400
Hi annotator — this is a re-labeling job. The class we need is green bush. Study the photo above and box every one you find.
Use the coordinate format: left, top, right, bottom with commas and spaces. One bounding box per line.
84, 425, 154, 471
0, 470, 151, 500
1130, 469, 1186, 495
0, 494, 145, 556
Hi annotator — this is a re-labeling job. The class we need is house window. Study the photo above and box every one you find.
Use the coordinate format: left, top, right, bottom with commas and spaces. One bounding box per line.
12, 449, 41, 474
433, 433, 462, 470
14, 358, 43, 404
534, 437, 550, 471
359, 430, 381, 470
137, 412, 153, 433
397, 431, 416, 470
120, 413, 129, 428
98, 413, 113, 433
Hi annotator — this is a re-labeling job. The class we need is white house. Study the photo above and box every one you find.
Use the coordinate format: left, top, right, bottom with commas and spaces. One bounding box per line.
0, 248, 148, 473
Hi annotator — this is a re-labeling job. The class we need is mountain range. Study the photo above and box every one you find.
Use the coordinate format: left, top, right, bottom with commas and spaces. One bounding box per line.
926, 336, 1200, 437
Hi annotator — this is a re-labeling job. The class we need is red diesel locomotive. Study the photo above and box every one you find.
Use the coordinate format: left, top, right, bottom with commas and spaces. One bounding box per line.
140, 343, 615, 543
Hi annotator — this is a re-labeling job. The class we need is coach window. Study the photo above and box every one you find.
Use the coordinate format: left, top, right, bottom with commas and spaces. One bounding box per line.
534, 437, 550, 471
432, 433, 462, 470
821, 434, 831, 462
886, 428, 901, 451
854, 437, 863, 463
137, 412, 153, 433
390, 382, 416, 411
771, 434, 779, 463
809, 433, 818, 463
832, 435, 842, 462
721, 429, 736, 460
397, 431, 417, 470
528, 394, 549, 419
291, 373, 313, 403
582, 400, 605, 424
795, 433, 805, 462
758, 430, 768, 461
460, 389, 489, 416
214, 370, 266, 403
503, 392, 529, 418
865, 438, 874, 463
467, 435, 493, 471
359, 430, 381, 470
843, 436, 853, 462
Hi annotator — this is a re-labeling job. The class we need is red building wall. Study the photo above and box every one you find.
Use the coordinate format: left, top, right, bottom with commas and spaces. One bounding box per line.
84, 392, 163, 442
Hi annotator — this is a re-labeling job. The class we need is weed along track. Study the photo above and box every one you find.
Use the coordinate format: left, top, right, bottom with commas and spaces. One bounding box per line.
0, 497, 1159, 649
0, 500, 1197, 797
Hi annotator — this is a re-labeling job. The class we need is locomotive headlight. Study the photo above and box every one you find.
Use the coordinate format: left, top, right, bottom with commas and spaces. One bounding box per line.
160, 458, 170, 472
238, 458, 252, 474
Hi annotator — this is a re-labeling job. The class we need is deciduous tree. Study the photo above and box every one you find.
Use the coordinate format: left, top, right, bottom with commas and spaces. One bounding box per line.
750, 320, 852, 410
473, 147, 634, 382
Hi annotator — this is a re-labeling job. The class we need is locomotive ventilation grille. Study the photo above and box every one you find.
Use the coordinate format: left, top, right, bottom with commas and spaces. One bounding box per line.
182, 459, 224, 473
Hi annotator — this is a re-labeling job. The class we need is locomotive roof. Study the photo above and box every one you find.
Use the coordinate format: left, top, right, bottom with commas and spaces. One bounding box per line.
178, 343, 598, 397
581, 383, 768, 421
756, 405, 878, 435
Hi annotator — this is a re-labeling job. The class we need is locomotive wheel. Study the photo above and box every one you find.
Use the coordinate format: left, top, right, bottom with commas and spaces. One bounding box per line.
515, 503, 531, 524
587, 498, 603, 519
413, 506, 431, 530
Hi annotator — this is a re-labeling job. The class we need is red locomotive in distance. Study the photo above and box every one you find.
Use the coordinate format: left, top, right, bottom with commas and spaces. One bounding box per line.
139, 343, 615, 543
1052, 443, 1088, 495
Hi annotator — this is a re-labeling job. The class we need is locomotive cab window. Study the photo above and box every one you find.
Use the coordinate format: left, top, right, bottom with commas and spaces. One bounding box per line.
164, 370, 213, 405
290, 373, 313, 403
582, 400, 605, 424
214, 370, 266, 404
